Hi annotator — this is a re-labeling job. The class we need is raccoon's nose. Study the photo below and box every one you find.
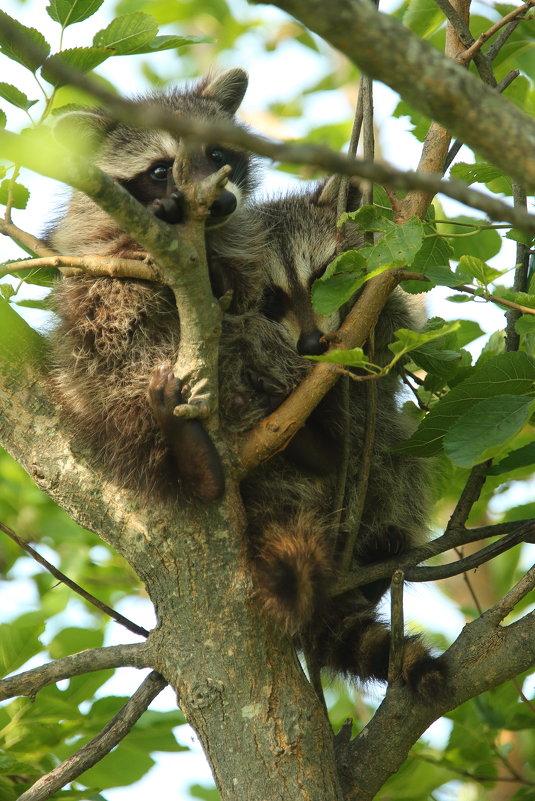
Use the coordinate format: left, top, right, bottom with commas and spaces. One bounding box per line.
297, 331, 328, 356
210, 189, 237, 218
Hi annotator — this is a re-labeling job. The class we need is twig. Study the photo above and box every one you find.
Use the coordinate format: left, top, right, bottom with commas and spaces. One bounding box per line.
403, 525, 532, 581
334, 519, 535, 593
0, 220, 57, 258
1, 254, 156, 281
445, 461, 491, 531
505, 185, 532, 350
432, 0, 496, 83
16, 671, 167, 801
459, 2, 535, 64
485, 563, 535, 624
0, 644, 152, 701
388, 570, 405, 685
0, 521, 150, 638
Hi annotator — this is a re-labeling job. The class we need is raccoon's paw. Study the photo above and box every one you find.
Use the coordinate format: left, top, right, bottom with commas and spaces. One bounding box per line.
148, 365, 225, 502
401, 637, 448, 702
151, 191, 185, 225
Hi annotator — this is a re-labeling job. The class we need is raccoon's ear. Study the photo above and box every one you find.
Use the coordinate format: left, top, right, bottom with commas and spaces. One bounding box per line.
315, 175, 342, 206
53, 109, 115, 154
202, 68, 248, 114
315, 175, 362, 212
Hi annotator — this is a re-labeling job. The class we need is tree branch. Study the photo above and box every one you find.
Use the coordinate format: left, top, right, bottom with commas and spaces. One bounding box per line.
0, 644, 153, 701
16, 670, 167, 801
0, 521, 150, 638
1, 254, 155, 280
459, 2, 534, 64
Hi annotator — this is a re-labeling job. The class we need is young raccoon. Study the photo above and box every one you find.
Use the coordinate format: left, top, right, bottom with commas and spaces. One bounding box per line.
48, 68, 265, 502
219, 180, 445, 698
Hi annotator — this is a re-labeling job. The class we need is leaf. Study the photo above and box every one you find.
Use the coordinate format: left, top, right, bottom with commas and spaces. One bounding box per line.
493, 286, 535, 310
41, 48, 112, 86
48, 627, 104, 659
0, 613, 46, 677
443, 394, 535, 467
396, 352, 535, 456
311, 250, 368, 314
437, 215, 503, 261
46, 0, 105, 27
0, 83, 38, 111
0, 109, 6, 130
487, 441, 535, 475
515, 315, 535, 334
0, 180, 30, 210
0, 12, 51, 72
359, 217, 424, 270
93, 12, 158, 55
388, 321, 461, 361
457, 254, 507, 286
306, 347, 372, 368
141, 34, 212, 52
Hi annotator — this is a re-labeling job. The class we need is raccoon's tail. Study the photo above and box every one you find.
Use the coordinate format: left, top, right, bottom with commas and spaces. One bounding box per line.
252, 509, 332, 634
306, 599, 447, 701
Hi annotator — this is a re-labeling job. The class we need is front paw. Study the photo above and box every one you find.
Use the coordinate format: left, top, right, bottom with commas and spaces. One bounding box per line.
148, 365, 184, 432
245, 369, 287, 413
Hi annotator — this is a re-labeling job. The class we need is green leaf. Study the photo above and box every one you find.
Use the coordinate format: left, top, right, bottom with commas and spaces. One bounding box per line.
0, 12, 51, 72
46, 0, 105, 27
93, 12, 158, 55
0, 613, 46, 677
493, 286, 535, 310
457, 254, 507, 286
41, 48, 111, 86
403, 0, 444, 37
437, 215, 503, 261
0, 180, 30, 210
396, 352, 535, 456
140, 34, 212, 52
0, 109, 6, 130
506, 228, 534, 247
388, 321, 461, 361
450, 161, 511, 194
48, 627, 104, 659
488, 441, 535, 475
515, 314, 535, 334
306, 346, 374, 369
0, 83, 38, 112
443, 394, 535, 467
365, 217, 424, 270
311, 250, 368, 314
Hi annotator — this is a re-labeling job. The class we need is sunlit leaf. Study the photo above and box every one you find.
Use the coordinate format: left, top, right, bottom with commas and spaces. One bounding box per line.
93, 12, 158, 55
0, 12, 50, 72
46, 0, 105, 27
0, 83, 38, 111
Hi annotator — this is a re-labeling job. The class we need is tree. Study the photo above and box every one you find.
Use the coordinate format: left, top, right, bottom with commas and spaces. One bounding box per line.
0, 0, 534, 799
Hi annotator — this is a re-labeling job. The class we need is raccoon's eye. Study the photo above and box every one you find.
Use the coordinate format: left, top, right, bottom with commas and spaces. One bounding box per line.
260, 287, 288, 321
149, 163, 170, 182
208, 148, 227, 167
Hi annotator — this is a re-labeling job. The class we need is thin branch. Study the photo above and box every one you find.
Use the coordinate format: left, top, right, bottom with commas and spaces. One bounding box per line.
335, 519, 535, 593
485, 563, 535, 624
0, 644, 153, 701
432, 0, 496, 83
445, 461, 491, 531
16, 671, 167, 801
0, 220, 57, 258
388, 570, 405, 685
459, 2, 535, 64
403, 524, 532, 581
1, 254, 155, 281
0, 521, 150, 638
505, 185, 532, 350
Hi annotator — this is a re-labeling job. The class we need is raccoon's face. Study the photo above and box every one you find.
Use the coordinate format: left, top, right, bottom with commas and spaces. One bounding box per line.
257, 187, 353, 356
53, 68, 253, 231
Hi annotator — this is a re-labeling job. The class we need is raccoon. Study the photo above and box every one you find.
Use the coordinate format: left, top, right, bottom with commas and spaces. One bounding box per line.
218, 180, 446, 697
47, 68, 265, 502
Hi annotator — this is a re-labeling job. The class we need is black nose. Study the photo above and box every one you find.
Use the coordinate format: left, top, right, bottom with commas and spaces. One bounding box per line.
297, 331, 328, 356
210, 189, 237, 218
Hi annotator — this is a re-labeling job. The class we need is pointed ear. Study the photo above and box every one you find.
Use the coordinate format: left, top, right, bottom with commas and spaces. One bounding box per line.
315, 175, 342, 206
202, 68, 248, 114
54, 109, 115, 153
315, 175, 362, 211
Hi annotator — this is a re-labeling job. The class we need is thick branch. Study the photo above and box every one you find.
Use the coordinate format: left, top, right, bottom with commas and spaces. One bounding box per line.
0, 644, 153, 701
1, 255, 155, 280
268, 0, 535, 189
338, 604, 535, 800
16, 671, 167, 801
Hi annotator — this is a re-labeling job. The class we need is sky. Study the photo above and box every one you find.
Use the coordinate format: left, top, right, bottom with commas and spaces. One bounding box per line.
1, 1, 533, 800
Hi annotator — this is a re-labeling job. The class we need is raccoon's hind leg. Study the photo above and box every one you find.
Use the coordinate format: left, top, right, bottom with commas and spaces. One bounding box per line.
251, 509, 332, 633
307, 598, 447, 701
148, 365, 225, 502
